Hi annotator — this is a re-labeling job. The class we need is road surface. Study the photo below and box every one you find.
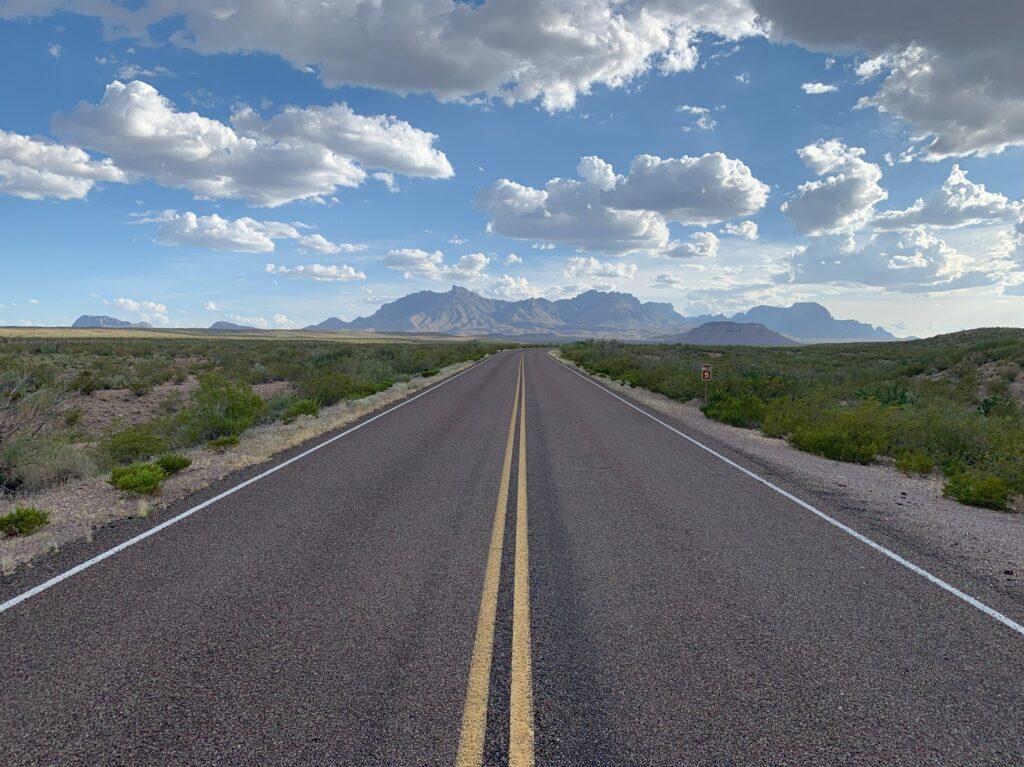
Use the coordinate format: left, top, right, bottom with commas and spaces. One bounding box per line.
2, 348, 1023, 765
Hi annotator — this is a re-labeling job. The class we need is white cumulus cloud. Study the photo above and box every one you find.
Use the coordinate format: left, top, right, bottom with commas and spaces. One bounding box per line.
478, 152, 766, 256
602, 153, 769, 225
110, 296, 169, 324
782, 139, 887, 235
801, 82, 837, 94
142, 210, 353, 254
664, 231, 720, 258
564, 257, 637, 280
722, 220, 759, 239
265, 263, 367, 282
0, 129, 126, 200
8, 1, 759, 112
779, 228, 992, 292
381, 249, 490, 280
873, 165, 1021, 230
52, 80, 452, 207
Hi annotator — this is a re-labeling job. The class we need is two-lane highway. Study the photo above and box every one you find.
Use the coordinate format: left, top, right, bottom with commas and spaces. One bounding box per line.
2, 348, 1023, 765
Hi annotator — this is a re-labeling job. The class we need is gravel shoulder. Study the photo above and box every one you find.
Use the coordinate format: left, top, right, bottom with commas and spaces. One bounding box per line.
0, 359, 480, 575
553, 351, 1024, 611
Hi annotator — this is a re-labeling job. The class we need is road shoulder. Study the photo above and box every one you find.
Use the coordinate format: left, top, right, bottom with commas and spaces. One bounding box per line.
551, 351, 1024, 618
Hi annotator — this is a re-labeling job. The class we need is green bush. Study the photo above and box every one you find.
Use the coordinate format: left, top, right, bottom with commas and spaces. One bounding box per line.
943, 470, 1011, 510
110, 462, 166, 494
704, 394, 768, 428
156, 453, 192, 475
206, 435, 239, 451
282, 397, 320, 423
177, 374, 265, 444
299, 371, 389, 406
896, 450, 935, 475
789, 423, 881, 464
0, 506, 49, 537
101, 426, 169, 466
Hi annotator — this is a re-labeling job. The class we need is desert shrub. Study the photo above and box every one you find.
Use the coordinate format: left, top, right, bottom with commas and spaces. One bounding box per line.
207, 435, 239, 451
282, 397, 320, 423
110, 462, 166, 494
70, 370, 99, 394
299, 371, 389, 406
704, 394, 768, 428
63, 406, 84, 427
784, 403, 891, 464
896, 450, 935, 475
100, 426, 169, 466
10, 441, 95, 492
0, 506, 49, 536
176, 374, 265, 444
943, 470, 1011, 510
789, 423, 880, 464
156, 453, 192, 475
420, 368, 440, 378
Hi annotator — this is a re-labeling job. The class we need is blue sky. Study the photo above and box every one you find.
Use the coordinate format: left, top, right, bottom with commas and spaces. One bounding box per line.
1, 1, 1022, 336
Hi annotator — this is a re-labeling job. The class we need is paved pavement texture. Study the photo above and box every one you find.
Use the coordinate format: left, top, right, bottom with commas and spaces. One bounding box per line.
2, 348, 1023, 766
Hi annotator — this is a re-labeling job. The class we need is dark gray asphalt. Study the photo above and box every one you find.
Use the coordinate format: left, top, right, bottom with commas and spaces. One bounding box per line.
2, 348, 1024, 766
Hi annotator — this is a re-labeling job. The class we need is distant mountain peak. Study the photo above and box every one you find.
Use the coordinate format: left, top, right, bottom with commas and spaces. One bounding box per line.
72, 315, 152, 329
655, 321, 799, 347
303, 287, 898, 343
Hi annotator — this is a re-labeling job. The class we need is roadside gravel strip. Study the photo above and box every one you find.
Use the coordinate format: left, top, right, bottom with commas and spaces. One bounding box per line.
552, 350, 1024, 626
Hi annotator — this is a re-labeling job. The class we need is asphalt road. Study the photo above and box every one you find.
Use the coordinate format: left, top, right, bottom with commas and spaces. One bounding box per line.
2, 348, 1023, 765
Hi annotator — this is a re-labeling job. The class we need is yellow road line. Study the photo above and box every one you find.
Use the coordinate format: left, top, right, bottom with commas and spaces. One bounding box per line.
455, 355, 523, 767
509, 355, 534, 767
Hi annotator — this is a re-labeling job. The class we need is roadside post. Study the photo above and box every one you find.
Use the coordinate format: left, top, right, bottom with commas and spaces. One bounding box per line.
701, 364, 712, 407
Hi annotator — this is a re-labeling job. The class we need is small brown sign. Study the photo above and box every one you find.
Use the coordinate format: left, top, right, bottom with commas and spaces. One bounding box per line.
701, 364, 712, 381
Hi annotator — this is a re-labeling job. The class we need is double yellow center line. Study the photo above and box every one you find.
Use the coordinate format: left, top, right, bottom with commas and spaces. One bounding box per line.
456, 354, 534, 767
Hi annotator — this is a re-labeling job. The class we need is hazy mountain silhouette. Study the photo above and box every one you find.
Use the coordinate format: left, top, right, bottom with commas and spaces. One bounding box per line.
72, 315, 152, 329
306, 286, 897, 342
655, 321, 800, 346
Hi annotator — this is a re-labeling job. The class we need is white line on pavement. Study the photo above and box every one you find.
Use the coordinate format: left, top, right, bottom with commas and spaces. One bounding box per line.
555, 357, 1024, 639
0, 352, 506, 616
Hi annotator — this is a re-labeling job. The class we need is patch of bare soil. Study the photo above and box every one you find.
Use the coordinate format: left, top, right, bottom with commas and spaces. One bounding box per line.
252, 381, 295, 399
0, 359, 480, 575
71, 377, 198, 435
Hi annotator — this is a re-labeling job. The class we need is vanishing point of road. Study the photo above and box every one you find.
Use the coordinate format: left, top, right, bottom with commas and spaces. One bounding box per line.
2, 348, 1023, 765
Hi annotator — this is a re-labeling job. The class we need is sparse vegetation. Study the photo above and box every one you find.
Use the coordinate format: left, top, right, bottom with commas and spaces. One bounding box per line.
110, 463, 166, 495
0, 334, 502, 500
897, 450, 935, 476
206, 435, 240, 451
0, 506, 50, 537
563, 329, 1024, 511
282, 397, 320, 423
942, 470, 1012, 510
100, 426, 169, 466
156, 453, 192, 475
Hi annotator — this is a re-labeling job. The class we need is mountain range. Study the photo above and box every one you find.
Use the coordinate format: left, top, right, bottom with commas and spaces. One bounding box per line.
72, 315, 152, 329
306, 286, 897, 343
654, 321, 799, 347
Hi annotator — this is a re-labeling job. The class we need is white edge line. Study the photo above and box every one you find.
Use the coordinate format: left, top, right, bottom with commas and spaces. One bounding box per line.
0, 352, 506, 615
553, 356, 1024, 639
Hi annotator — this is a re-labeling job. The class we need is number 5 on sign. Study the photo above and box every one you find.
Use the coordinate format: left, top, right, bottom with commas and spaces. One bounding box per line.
701, 364, 712, 407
